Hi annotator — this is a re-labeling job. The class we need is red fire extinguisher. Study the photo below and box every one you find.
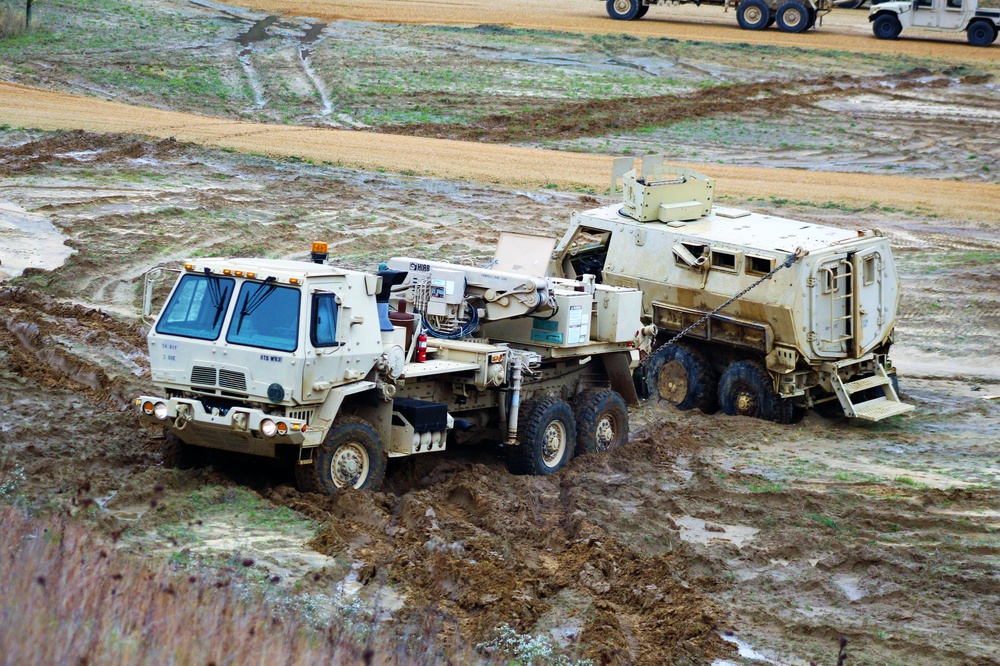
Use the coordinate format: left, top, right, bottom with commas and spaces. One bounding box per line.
416, 332, 428, 363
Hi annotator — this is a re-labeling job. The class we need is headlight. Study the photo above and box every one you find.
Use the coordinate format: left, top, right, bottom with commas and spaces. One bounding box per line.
154, 402, 169, 420
260, 419, 277, 437
142, 401, 155, 415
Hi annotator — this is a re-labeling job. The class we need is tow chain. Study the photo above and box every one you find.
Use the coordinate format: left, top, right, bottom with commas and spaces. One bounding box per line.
661, 247, 808, 348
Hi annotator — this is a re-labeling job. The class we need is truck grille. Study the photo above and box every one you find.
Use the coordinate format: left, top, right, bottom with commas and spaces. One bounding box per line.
218, 369, 247, 392
190, 366, 217, 386
286, 409, 314, 424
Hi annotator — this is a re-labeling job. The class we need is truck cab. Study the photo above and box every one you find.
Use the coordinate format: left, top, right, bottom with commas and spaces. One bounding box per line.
870, 0, 999, 45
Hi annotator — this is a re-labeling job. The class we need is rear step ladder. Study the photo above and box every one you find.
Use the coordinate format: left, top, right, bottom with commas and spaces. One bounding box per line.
831, 364, 915, 421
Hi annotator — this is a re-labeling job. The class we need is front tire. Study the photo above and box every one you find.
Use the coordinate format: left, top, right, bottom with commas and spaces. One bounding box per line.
606, 0, 643, 20
872, 13, 902, 39
573, 389, 629, 456
718, 360, 793, 424
776, 0, 811, 32
508, 397, 576, 476
644, 343, 717, 413
297, 417, 387, 494
967, 20, 997, 47
737, 0, 771, 30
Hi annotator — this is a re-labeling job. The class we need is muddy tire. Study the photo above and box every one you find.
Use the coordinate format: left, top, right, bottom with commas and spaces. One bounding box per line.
161, 432, 204, 470
644, 343, 717, 413
573, 389, 629, 456
508, 397, 576, 476
718, 359, 794, 424
967, 20, 997, 47
776, 0, 810, 33
296, 416, 386, 494
606, 0, 643, 20
872, 13, 902, 39
737, 0, 771, 30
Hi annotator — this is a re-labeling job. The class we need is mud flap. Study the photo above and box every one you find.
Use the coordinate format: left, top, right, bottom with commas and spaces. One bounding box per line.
602, 351, 639, 406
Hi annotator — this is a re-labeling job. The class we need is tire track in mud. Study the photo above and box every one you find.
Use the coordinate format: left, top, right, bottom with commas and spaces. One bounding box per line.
1, 81, 997, 221
380, 70, 948, 142
222, 0, 1000, 63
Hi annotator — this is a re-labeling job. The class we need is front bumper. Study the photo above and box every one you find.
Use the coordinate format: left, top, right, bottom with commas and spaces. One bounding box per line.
136, 395, 307, 457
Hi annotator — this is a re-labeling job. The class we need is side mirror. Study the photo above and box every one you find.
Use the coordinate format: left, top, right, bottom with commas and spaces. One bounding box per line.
142, 266, 181, 322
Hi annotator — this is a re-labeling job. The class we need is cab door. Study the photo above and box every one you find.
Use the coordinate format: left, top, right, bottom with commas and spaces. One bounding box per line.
939, 0, 968, 29
301, 290, 346, 401
911, 0, 939, 27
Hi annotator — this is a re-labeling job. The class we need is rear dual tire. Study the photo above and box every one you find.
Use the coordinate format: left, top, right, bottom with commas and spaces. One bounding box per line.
737, 0, 771, 30
717, 359, 795, 424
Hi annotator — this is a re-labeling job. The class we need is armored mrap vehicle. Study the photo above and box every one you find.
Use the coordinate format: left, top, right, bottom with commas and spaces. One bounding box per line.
137, 241, 642, 493
550, 157, 914, 423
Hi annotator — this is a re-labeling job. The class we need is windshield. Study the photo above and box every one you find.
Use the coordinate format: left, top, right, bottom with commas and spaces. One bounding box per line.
156, 273, 234, 340
225, 280, 301, 352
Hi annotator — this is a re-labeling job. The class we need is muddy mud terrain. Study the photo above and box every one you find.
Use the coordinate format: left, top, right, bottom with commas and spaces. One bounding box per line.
1, 0, 999, 664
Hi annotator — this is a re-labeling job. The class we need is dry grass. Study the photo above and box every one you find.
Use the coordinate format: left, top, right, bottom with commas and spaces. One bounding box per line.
0, 6, 25, 38
0, 507, 474, 666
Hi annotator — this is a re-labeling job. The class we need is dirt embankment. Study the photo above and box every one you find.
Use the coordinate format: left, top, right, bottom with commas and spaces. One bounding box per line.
223, 0, 1000, 62
1, 81, 998, 221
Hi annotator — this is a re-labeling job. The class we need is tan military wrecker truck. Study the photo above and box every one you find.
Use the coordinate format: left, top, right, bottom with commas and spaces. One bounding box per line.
549, 156, 914, 423
137, 240, 643, 494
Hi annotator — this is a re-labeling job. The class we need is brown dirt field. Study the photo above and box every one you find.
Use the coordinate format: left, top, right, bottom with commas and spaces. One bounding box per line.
224, 0, 1000, 62
0, 81, 997, 221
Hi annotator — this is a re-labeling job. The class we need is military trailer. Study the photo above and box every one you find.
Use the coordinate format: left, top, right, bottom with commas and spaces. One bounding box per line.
549, 156, 914, 423
870, 0, 998, 45
136, 241, 642, 494
605, 0, 839, 33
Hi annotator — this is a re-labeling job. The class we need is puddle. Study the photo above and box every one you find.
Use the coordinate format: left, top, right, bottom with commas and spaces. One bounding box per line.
0, 200, 73, 280
816, 93, 1000, 122
672, 515, 759, 549
236, 15, 278, 52
713, 633, 801, 665
833, 573, 865, 602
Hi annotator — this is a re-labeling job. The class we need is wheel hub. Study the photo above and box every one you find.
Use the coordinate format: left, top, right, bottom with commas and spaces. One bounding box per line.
541, 421, 567, 466
735, 387, 759, 416
613, 0, 632, 13
331, 442, 368, 488
784, 8, 803, 26
595, 414, 617, 452
657, 360, 689, 405
745, 7, 762, 22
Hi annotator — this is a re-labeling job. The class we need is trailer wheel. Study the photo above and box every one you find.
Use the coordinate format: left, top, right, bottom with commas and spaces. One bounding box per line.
872, 13, 902, 39
161, 432, 204, 469
508, 397, 576, 476
606, 0, 643, 20
776, 0, 810, 33
645, 343, 717, 413
737, 0, 771, 30
573, 389, 629, 456
967, 20, 997, 47
718, 359, 794, 424
297, 416, 386, 494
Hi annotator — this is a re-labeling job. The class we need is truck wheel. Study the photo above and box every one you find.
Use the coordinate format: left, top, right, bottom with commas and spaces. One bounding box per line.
806, 7, 817, 29
718, 360, 794, 424
161, 432, 204, 469
636, 3, 649, 17
573, 389, 629, 456
297, 416, 387, 494
967, 20, 997, 47
737, 0, 771, 30
606, 0, 643, 20
508, 397, 576, 476
776, 0, 810, 33
872, 13, 902, 39
645, 343, 717, 413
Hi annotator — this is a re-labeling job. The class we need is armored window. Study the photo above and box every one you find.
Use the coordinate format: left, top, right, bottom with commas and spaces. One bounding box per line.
226, 281, 301, 352
746, 255, 774, 276
711, 250, 737, 272
863, 256, 877, 285
674, 242, 708, 268
946, 0, 961, 8
311, 294, 340, 348
156, 273, 234, 341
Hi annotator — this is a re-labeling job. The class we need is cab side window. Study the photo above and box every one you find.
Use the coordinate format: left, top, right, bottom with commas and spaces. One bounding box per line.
945, 0, 961, 8
311, 294, 339, 347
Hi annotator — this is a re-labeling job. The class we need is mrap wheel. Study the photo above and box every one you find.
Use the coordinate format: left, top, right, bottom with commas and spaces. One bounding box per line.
606, 0, 644, 20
